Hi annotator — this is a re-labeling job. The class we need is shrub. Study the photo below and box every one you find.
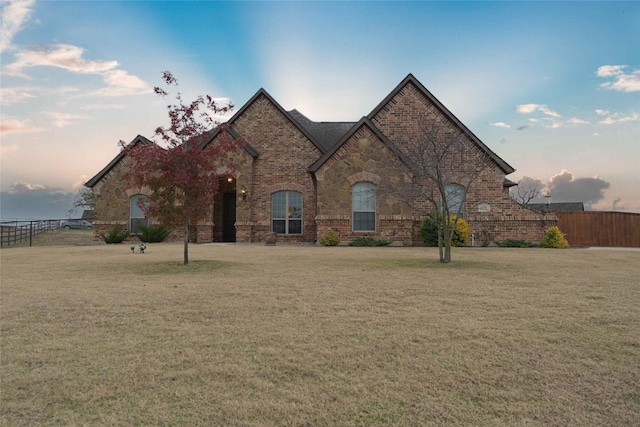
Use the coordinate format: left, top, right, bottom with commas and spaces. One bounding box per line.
496, 239, 539, 248
100, 223, 129, 244
420, 215, 439, 246
540, 226, 569, 249
452, 217, 471, 247
420, 213, 470, 247
348, 236, 391, 247
319, 231, 340, 246
136, 221, 171, 243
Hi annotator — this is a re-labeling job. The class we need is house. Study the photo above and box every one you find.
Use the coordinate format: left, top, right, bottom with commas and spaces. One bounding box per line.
527, 202, 585, 212
86, 74, 556, 245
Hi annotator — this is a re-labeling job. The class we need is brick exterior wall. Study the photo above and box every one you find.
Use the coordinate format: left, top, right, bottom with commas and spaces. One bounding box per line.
91, 156, 213, 243
315, 124, 415, 245
368, 81, 555, 244
88, 76, 555, 246
229, 94, 321, 243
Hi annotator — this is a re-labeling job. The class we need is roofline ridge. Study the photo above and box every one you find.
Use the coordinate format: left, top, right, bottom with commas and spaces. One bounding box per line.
367, 74, 515, 175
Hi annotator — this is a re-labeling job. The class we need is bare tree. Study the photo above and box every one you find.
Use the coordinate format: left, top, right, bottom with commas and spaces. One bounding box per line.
68, 187, 95, 218
384, 123, 492, 263
511, 176, 543, 204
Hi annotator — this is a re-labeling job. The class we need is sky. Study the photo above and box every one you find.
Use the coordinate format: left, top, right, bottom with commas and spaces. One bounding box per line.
1, 0, 639, 219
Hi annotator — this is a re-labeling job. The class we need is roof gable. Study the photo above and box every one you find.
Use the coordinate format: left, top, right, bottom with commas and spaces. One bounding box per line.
309, 117, 403, 172
368, 74, 515, 175
202, 89, 326, 154
85, 135, 153, 188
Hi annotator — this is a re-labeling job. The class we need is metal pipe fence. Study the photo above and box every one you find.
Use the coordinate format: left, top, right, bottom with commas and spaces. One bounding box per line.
0, 220, 62, 248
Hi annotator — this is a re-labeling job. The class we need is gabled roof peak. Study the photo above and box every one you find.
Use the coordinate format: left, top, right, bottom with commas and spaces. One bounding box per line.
85, 135, 154, 188
367, 73, 515, 175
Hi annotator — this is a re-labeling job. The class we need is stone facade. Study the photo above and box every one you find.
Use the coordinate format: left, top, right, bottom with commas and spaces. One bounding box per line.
86, 74, 555, 246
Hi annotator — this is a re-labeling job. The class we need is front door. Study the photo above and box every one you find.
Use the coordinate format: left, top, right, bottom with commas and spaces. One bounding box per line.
222, 192, 236, 242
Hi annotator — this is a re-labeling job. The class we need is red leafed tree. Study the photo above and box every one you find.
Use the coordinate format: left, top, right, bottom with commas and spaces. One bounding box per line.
121, 71, 243, 264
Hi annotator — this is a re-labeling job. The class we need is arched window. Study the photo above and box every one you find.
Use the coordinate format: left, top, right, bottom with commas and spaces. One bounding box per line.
352, 182, 376, 231
130, 194, 148, 234
445, 184, 465, 217
272, 191, 302, 234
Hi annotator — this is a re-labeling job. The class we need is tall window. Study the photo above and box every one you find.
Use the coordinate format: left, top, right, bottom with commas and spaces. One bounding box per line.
445, 184, 465, 217
352, 182, 376, 231
272, 191, 302, 234
130, 194, 148, 234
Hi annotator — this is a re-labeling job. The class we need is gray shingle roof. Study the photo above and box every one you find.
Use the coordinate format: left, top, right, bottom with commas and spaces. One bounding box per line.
527, 202, 585, 212
288, 109, 356, 153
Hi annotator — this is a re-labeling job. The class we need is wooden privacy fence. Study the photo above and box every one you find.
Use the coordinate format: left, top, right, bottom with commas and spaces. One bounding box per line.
0, 220, 61, 248
556, 211, 640, 247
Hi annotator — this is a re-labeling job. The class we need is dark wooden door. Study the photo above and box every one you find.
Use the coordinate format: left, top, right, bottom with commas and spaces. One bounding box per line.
223, 192, 236, 242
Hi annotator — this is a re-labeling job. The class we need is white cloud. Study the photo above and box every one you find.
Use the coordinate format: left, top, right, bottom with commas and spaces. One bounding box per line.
0, 0, 35, 52
41, 111, 87, 128
0, 115, 41, 134
545, 121, 563, 129
515, 103, 561, 118
2, 43, 151, 97
3, 43, 119, 78
7, 182, 45, 193
598, 112, 640, 125
568, 117, 589, 125
597, 65, 640, 92
0, 85, 80, 106
0, 86, 37, 105
490, 122, 510, 129
90, 69, 152, 97
595, 109, 609, 116
596, 65, 626, 77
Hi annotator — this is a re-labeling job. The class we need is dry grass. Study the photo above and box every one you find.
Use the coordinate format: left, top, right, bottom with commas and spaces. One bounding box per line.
1, 240, 639, 426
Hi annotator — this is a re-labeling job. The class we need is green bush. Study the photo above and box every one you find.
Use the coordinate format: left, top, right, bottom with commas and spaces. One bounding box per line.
496, 239, 539, 248
420, 215, 439, 246
540, 226, 569, 249
420, 213, 470, 247
348, 236, 391, 247
319, 230, 340, 246
100, 223, 129, 244
136, 221, 172, 243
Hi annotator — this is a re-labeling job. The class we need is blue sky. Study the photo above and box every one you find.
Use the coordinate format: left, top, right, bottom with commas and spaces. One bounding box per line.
1, 0, 639, 219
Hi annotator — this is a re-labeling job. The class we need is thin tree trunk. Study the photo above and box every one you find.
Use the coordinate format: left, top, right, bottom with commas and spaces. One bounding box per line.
183, 220, 189, 265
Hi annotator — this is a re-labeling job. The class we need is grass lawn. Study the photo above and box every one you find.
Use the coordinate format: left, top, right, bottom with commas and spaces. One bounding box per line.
1, 240, 639, 426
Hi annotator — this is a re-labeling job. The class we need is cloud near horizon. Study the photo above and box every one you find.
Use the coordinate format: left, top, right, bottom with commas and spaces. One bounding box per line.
512, 170, 611, 209
548, 170, 610, 207
595, 109, 639, 125
0, 182, 76, 220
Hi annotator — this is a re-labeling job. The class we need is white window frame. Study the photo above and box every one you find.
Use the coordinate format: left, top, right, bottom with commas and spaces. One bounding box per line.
129, 194, 148, 234
271, 191, 303, 235
352, 182, 376, 232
